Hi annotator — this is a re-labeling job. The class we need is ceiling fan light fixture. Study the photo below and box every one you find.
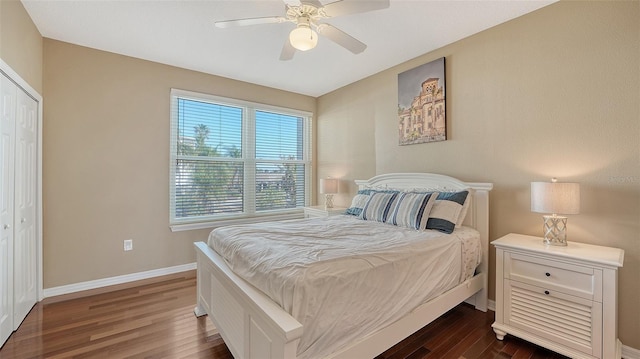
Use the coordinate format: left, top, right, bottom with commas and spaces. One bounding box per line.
289, 25, 318, 51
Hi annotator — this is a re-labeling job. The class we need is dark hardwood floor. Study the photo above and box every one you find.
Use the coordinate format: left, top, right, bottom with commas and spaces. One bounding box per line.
0, 271, 567, 359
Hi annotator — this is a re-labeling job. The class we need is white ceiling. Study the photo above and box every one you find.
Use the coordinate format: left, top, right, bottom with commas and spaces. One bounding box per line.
22, 0, 556, 97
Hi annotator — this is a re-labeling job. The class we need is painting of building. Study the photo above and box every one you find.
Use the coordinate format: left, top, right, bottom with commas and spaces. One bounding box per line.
398, 58, 446, 145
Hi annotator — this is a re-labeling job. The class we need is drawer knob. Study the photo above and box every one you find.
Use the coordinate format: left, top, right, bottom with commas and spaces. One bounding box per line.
544, 290, 550, 295
545, 272, 551, 277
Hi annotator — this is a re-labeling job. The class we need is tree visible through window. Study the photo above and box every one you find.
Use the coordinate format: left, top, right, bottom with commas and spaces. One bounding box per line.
170, 89, 311, 226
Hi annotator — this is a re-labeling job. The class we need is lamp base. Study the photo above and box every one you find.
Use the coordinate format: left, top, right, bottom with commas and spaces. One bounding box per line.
542, 214, 568, 246
324, 194, 334, 209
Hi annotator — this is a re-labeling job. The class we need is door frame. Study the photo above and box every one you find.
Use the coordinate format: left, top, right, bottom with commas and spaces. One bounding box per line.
0, 58, 43, 302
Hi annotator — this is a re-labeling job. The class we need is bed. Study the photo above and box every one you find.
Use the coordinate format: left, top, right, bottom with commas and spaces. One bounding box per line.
194, 173, 493, 359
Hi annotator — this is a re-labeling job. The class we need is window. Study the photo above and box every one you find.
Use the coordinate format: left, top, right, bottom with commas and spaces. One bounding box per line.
170, 89, 312, 230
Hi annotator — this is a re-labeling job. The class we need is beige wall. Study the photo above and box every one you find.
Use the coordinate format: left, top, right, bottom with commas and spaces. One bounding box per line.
42, 39, 316, 288
318, 0, 639, 349
0, 0, 42, 93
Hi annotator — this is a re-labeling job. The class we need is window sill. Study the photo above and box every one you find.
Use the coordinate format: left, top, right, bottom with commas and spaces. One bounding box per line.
170, 211, 305, 232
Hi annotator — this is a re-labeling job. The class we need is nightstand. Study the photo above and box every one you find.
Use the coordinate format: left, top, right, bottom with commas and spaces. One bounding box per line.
303, 205, 346, 218
492, 233, 624, 359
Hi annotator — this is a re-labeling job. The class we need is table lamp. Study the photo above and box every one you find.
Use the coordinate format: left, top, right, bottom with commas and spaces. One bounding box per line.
319, 178, 338, 209
531, 178, 580, 246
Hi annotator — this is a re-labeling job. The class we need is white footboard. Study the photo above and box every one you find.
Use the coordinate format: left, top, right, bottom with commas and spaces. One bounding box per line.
194, 241, 303, 359
196, 239, 486, 359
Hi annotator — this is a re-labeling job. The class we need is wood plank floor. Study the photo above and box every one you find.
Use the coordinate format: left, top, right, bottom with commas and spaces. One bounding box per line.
0, 271, 568, 359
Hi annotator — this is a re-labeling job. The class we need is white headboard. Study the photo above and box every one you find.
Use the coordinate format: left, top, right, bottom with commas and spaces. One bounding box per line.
354, 172, 493, 232
354, 173, 493, 309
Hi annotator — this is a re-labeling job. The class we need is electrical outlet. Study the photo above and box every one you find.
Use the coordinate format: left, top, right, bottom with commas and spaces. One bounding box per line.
124, 239, 133, 251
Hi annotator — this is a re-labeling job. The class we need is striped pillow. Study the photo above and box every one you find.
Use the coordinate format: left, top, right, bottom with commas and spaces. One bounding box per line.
426, 190, 470, 234
386, 192, 437, 230
359, 191, 399, 223
345, 189, 398, 216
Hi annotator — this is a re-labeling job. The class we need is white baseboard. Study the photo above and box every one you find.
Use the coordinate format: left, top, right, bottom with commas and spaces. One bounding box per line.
488, 299, 496, 312
43, 262, 196, 298
623, 344, 640, 359
486, 299, 638, 358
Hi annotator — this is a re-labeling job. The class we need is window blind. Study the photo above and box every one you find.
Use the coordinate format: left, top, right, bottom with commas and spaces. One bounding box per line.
170, 89, 311, 226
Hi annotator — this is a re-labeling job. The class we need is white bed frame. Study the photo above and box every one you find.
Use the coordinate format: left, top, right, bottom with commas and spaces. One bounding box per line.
194, 173, 493, 359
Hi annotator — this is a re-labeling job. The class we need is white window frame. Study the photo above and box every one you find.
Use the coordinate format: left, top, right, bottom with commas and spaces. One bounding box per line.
169, 89, 312, 232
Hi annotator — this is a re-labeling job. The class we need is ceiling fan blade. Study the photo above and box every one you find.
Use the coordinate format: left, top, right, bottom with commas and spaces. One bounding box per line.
303, 0, 324, 7
215, 16, 286, 28
280, 39, 296, 61
317, 24, 367, 54
282, 0, 301, 6
322, 0, 390, 17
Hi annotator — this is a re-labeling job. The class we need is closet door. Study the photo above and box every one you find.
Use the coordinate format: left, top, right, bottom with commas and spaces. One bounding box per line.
12, 86, 38, 328
0, 73, 16, 345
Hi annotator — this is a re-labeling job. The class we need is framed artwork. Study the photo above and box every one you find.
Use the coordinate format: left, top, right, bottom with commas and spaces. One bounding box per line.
397, 57, 446, 145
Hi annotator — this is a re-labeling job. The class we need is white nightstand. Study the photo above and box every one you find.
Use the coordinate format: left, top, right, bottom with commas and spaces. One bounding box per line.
492, 233, 624, 359
303, 205, 346, 218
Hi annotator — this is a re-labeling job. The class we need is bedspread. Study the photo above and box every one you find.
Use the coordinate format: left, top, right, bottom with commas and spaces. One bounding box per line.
208, 215, 481, 359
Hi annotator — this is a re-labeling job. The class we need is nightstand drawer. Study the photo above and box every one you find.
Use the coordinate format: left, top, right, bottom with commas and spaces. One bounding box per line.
505, 253, 602, 301
504, 279, 602, 357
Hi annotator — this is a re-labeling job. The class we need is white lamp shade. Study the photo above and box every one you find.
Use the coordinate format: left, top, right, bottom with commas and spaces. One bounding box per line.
319, 178, 338, 194
531, 181, 580, 215
289, 26, 318, 51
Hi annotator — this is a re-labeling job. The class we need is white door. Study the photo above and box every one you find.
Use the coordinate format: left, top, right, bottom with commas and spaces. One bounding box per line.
12, 86, 38, 328
0, 73, 16, 345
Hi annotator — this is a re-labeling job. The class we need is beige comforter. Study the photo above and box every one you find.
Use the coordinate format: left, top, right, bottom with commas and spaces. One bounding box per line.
208, 215, 481, 359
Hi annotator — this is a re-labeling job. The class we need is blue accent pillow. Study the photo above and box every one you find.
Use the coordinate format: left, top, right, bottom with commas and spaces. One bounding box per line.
344, 189, 375, 216
426, 191, 470, 234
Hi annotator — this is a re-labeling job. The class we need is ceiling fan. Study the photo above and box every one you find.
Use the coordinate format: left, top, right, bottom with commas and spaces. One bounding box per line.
214, 0, 390, 61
